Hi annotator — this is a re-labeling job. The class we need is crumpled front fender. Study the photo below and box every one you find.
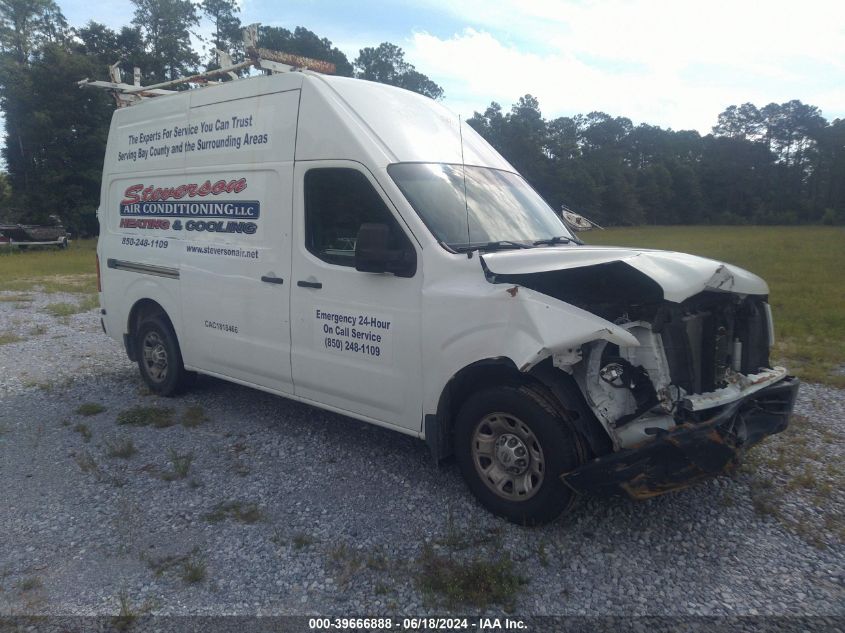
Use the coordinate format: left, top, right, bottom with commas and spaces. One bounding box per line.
506, 287, 640, 371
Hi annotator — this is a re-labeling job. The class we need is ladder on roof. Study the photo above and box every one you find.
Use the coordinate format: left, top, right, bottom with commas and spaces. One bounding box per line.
77, 24, 337, 108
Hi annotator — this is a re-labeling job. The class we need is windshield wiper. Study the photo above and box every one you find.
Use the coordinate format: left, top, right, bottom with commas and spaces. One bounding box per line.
532, 235, 582, 246
454, 240, 531, 253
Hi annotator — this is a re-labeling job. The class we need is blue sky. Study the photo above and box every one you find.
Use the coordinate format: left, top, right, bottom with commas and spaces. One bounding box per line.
60, 0, 845, 133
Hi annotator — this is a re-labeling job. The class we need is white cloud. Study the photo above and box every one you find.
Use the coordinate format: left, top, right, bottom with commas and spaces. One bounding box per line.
406, 28, 723, 131
416, 0, 845, 67
404, 0, 845, 131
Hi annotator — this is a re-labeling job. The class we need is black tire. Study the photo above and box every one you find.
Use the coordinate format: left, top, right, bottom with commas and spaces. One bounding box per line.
135, 315, 193, 396
455, 383, 586, 526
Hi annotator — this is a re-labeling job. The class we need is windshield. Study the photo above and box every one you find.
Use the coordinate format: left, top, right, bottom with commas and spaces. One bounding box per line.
387, 163, 574, 251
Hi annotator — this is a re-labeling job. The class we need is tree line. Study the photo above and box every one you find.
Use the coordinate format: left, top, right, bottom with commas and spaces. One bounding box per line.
467, 97, 845, 226
0, 0, 841, 234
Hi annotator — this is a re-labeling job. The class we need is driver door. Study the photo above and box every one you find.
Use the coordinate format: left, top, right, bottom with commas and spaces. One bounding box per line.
289, 161, 423, 431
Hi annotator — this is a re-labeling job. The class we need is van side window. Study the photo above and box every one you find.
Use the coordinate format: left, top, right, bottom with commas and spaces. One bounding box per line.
304, 168, 411, 268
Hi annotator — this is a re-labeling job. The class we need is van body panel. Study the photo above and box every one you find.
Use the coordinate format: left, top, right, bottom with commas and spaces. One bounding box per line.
289, 160, 424, 431
187, 73, 303, 108
295, 78, 396, 165
100, 82, 301, 392
175, 89, 300, 389
298, 75, 515, 171
102, 96, 189, 176
178, 165, 295, 390
100, 272, 183, 353
417, 254, 640, 417
185, 88, 300, 167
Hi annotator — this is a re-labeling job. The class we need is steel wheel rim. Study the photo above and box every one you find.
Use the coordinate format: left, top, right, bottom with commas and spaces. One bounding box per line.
471, 412, 545, 501
142, 331, 168, 383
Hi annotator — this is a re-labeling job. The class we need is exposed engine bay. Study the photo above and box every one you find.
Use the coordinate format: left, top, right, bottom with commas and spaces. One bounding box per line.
488, 259, 781, 449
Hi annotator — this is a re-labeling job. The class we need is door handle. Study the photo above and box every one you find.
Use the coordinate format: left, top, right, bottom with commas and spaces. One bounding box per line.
297, 280, 322, 289
261, 275, 284, 284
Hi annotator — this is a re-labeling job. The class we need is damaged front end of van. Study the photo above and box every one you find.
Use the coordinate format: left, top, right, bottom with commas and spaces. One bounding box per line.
481, 247, 800, 499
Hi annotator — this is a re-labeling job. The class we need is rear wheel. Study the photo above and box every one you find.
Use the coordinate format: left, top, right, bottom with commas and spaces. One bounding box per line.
455, 384, 585, 525
135, 315, 193, 396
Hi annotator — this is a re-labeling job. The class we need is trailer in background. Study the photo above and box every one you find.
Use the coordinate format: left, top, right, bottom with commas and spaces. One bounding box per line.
0, 216, 69, 249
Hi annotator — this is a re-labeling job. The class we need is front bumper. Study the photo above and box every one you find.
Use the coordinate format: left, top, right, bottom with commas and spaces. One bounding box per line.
561, 375, 800, 499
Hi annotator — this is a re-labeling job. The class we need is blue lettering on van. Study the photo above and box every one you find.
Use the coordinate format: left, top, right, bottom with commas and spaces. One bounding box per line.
119, 201, 260, 219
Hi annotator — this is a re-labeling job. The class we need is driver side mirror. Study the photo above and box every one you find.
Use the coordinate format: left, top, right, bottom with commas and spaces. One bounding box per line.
355, 222, 416, 278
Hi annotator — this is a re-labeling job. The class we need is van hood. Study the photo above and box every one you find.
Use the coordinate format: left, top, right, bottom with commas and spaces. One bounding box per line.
480, 245, 768, 303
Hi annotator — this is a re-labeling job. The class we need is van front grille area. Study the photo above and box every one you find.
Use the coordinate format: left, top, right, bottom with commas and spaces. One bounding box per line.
659, 295, 771, 396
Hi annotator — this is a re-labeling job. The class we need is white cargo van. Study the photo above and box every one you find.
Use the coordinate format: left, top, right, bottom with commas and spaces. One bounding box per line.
94, 63, 798, 524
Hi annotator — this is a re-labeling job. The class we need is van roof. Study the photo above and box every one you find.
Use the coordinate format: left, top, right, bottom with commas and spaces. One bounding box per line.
108, 71, 514, 172
310, 74, 513, 170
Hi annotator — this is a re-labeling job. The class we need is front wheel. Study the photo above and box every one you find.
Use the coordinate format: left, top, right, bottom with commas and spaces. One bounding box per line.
455, 384, 586, 525
135, 315, 193, 396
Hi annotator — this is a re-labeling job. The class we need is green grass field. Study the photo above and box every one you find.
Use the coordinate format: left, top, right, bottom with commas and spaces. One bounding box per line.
1, 228, 843, 386
0, 238, 98, 294
585, 226, 845, 387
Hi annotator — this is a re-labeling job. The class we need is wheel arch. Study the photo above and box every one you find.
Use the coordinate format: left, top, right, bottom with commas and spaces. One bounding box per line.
426, 358, 524, 463
425, 356, 613, 464
125, 298, 176, 362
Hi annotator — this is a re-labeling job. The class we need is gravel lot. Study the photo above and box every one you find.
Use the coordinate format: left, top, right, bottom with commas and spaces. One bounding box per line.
1, 290, 843, 619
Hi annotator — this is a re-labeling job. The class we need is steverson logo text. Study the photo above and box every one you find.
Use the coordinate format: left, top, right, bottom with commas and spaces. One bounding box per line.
119, 178, 258, 233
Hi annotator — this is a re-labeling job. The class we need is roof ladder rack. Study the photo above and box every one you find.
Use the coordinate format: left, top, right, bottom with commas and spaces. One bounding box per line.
78, 23, 337, 107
